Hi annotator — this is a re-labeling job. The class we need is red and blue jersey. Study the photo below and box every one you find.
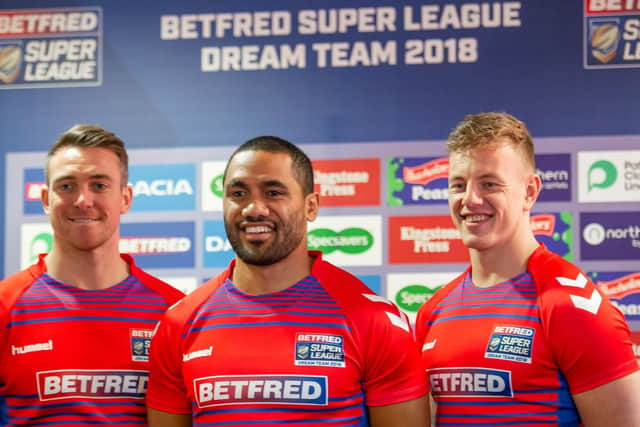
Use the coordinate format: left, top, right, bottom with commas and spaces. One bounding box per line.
416, 245, 638, 426
147, 251, 427, 426
0, 254, 184, 426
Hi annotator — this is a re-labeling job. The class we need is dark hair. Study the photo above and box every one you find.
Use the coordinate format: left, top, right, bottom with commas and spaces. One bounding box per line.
223, 135, 314, 195
45, 124, 129, 186
446, 112, 535, 171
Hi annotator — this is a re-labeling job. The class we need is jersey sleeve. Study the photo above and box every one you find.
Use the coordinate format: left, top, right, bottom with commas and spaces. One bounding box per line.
358, 296, 429, 406
146, 300, 192, 414
539, 266, 639, 394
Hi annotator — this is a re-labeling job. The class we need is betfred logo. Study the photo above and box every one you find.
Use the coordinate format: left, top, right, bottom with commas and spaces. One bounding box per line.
193, 375, 328, 408
36, 370, 147, 401
429, 368, 513, 398
388, 216, 468, 264
312, 158, 380, 206
388, 157, 449, 206
120, 222, 195, 268
586, 0, 640, 14
308, 215, 382, 266
0, 7, 102, 89
129, 164, 195, 212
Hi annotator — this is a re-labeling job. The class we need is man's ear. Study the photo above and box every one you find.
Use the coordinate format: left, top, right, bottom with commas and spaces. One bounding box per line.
305, 192, 320, 222
41, 185, 51, 215
121, 184, 133, 214
524, 174, 542, 212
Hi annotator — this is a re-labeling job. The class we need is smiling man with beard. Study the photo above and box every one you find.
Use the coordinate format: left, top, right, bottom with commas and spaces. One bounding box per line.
147, 136, 430, 427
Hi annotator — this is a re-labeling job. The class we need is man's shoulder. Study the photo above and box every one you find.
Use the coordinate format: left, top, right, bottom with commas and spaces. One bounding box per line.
163, 268, 231, 324
527, 246, 589, 292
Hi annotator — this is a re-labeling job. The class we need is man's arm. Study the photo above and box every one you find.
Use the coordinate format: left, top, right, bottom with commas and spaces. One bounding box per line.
147, 408, 192, 427
573, 370, 640, 427
367, 396, 430, 427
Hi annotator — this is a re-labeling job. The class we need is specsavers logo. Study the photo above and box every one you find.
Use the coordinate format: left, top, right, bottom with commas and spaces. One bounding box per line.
395, 284, 439, 312
307, 215, 381, 266
307, 228, 373, 254
387, 272, 456, 322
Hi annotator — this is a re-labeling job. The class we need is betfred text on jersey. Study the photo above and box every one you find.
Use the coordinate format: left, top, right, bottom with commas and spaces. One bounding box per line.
37, 370, 148, 400
429, 367, 513, 397
194, 375, 328, 407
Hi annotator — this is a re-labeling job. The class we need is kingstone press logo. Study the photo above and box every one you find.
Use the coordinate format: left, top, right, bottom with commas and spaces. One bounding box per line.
119, 221, 195, 268
388, 157, 449, 206
307, 216, 381, 266
201, 161, 226, 212
129, 164, 195, 212
0, 7, 102, 89
388, 216, 468, 264
581, 212, 640, 260
312, 158, 380, 206
579, 151, 640, 202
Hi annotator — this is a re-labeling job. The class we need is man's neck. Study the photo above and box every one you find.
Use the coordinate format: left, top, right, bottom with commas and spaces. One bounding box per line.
469, 233, 539, 288
231, 251, 314, 295
44, 244, 129, 290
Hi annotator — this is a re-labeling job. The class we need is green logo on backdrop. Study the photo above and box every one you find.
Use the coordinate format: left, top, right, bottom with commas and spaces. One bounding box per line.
30, 232, 53, 264
588, 160, 617, 191
307, 228, 373, 254
210, 174, 224, 198
395, 284, 440, 312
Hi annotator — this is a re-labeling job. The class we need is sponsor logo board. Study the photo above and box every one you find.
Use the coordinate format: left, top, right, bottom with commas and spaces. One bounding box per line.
580, 212, 640, 260
388, 215, 468, 264
120, 221, 195, 268
203, 220, 234, 267
578, 150, 640, 202
388, 157, 449, 206
201, 161, 226, 212
312, 158, 380, 206
129, 164, 195, 212
387, 272, 458, 322
307, 215, 382, 266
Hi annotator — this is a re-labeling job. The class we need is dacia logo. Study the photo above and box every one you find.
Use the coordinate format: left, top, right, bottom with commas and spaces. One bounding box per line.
132, 179, 193, 197
307, 228, 373, 254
